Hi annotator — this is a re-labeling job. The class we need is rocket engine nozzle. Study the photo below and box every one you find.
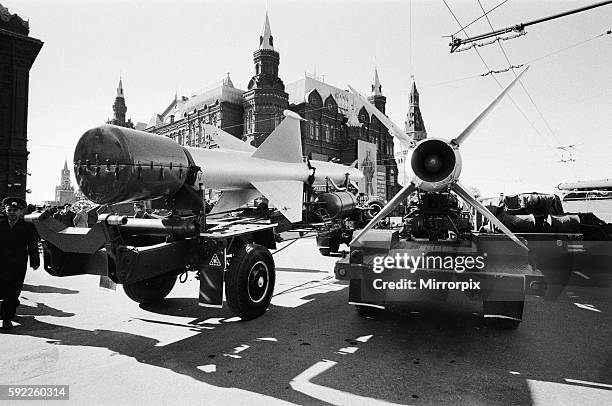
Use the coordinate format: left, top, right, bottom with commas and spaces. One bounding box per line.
73, 125, 195, 205
410, 138, 462, 192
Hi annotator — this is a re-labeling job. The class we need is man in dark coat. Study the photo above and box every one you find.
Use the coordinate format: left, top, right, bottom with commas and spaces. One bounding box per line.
133, 202, 152, 219
0, 197, 40, 330
58, 203, 76, 227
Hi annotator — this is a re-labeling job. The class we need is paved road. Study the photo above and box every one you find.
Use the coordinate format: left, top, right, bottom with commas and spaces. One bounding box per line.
1, 237, 611, 405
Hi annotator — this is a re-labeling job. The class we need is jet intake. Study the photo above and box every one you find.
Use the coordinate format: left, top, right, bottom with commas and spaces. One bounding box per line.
411, 139, 456, 183
74, 125, 196, 204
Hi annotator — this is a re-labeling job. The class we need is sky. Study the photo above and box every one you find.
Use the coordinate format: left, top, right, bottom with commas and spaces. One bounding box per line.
6, 0, 612, 204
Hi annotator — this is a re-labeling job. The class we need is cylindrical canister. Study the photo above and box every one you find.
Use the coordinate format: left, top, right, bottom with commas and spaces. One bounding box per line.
74, 125, 192, 204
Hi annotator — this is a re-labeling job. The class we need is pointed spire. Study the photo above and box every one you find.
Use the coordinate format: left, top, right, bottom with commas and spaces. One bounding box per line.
371, 68, 382, 96
259, 11, 274, 50
223, 72, 234, 88
117, 77, 124, 98
63, 159, 68, 171
405, 76, 426, 139
410, 76, 419, 105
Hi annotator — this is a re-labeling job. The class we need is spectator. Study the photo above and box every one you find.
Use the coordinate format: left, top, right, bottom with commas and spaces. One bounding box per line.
133, 202, 151, 219
73, 204, 89, 228
58, 204, 76, 227
0, 197, 40, 330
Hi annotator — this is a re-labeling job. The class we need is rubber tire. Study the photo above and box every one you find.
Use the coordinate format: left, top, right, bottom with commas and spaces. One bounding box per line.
319, 248, 331, 256
329, 240, 340, 254
365, 201, 384, 219
355, 305, 380, 317
225, 244, 275, 320
123, 272, 177, 304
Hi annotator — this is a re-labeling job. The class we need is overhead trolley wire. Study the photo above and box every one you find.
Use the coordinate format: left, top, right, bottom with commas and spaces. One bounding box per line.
476, 0, 564, 148
449, 0, 612, 52
442, 0, 559, 154
525, 29, 612, 65
451, 0, 511, 37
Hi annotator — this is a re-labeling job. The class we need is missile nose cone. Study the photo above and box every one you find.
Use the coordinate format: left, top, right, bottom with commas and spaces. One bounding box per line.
424, 154, 443, 173
74, 125, 130, 204
73, 125, 191, 204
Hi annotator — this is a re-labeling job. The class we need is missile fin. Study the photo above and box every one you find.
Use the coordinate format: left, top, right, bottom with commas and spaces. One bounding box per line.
252, 116, 303, 163
251, 180, 303, 223
210, 189, 261, 215
202, 124, 255, 153
348, 85, 413, 146
452, 181, 529, 251
452, 66, 529, 146
351, 182, 417, 245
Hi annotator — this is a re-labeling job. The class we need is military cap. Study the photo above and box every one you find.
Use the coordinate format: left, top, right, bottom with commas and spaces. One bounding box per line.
3, 197, 27, 209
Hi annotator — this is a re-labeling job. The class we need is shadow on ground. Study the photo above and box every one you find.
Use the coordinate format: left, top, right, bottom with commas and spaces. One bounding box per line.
6, 285, 612, 405
21, 284, 79, 295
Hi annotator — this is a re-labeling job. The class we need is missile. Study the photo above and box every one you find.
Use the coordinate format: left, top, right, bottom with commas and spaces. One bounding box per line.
73, 110, 363, 223
349, 67, 531, 250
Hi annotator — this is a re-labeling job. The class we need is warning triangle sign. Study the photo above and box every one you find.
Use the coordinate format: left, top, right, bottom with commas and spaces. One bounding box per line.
209, 254, 222, 267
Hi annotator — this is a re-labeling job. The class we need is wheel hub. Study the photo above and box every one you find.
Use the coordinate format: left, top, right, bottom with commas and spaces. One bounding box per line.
248, 261, 269, 304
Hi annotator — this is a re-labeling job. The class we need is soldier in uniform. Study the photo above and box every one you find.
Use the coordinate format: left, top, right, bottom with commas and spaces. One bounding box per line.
0, 197, 40, 330
133, 202, 152, 219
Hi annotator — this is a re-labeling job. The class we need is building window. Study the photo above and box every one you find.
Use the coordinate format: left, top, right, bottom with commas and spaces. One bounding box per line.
314, 121, 320, 141
309, 120, 314, 139
248, 111, 254, 133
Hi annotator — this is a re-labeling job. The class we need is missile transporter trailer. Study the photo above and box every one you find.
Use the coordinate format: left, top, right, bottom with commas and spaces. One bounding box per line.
334, 68, 589, 329
334, 192, 549, 330
27, 210, 278, 320
308, 190, 385, 257
334, 192, 612, 329
24, 123, 297, 320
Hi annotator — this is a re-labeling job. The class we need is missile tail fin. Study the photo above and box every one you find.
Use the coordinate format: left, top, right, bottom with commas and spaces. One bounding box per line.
252, 115, 303, 163
210, 189, 261, 215
202, 124, 255, 153
252, 180, 303, 223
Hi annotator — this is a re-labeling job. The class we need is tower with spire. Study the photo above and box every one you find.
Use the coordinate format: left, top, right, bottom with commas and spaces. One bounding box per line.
243, 11, 289, 146
54, 160, 75, 205
109, 78, 134, 128
404, 78, 427, 141
367, 68, 386, 113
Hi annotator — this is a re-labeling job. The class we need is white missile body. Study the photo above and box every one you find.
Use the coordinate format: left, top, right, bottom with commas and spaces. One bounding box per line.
74, 111, 363, 223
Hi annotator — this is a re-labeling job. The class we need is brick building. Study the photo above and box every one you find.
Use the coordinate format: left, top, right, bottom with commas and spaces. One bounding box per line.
129, 11, 427, 202
0, 4, 43, 200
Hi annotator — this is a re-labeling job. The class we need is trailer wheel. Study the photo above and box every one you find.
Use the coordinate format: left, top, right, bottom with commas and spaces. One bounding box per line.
319, 248, 331, 256
225, 244, 275, 320
123, 272, 177, 304
330, 240, 340, 254
365, 200, 384, 220
319, 240, 340, 256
